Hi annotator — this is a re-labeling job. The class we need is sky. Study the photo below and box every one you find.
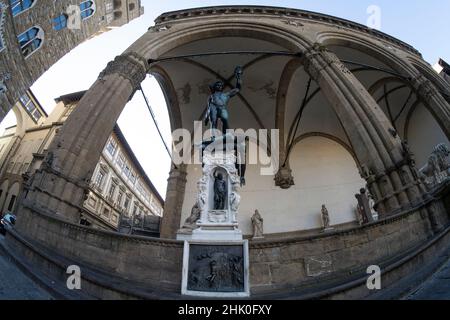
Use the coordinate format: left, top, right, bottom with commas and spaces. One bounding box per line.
1, 0, 449, 197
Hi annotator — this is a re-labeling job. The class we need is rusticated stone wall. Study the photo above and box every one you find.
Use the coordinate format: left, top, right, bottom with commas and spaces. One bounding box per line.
14, 203, 184, 293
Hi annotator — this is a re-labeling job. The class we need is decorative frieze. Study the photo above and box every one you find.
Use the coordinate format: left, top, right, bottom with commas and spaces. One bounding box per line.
154, 6, 420, 56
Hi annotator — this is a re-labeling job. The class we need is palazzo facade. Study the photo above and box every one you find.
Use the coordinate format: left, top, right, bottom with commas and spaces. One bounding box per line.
0, 0, 144, 120
0, 89, 163, 233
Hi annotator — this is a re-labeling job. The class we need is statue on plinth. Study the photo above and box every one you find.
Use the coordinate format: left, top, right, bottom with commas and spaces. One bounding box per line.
251, 210, 264, 239
204, 66, 243, 135
321, 205, 332, 231
181, 203, 201, 231
230, 181, 240, 222
213, 172, 227, 210
355, 188, 375, 224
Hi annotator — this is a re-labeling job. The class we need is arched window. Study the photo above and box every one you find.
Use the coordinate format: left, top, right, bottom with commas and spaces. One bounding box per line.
113, 11, 122, 20
52, 14, 68, 31
17, 26, 43, 58
9, 0, 35, 17
80, 1, 95, 20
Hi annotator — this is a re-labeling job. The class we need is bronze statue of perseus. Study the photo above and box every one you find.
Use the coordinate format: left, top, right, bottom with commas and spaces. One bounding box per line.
204, 66, 243, 134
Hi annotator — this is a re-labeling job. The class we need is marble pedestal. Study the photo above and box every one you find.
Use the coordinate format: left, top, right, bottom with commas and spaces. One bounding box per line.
179, 149, 249, 297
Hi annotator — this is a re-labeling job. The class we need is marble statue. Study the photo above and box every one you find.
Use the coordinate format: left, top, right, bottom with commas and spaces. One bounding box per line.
368, 193, 378, 220
230, 182, 240, 222
402, 140, 416, 166
213, 172, 227, 210
251, 210, 264, 239
181, 203, 202, 230
355, 188, 374, 224
321, 205, 330, 229
197, 181, 207, 211
420, 143, 450, 187
204, 66, 243, 135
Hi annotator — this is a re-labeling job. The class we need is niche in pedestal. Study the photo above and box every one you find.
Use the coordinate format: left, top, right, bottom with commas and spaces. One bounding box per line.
208, 167, 229, 223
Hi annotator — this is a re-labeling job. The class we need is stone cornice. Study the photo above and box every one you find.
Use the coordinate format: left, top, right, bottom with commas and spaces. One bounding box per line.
154, 6, 421, 57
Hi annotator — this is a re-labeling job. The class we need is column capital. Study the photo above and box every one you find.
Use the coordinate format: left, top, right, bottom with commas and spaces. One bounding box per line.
303, 43, 351, 81
98, 52, 149, 93
409, 74, 441, 100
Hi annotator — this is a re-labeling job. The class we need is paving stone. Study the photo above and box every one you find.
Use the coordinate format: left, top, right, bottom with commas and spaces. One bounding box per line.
0, 235, 53, 300
408, 257, 450, 300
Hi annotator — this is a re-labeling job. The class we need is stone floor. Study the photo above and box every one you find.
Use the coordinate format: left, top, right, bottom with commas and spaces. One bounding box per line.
0, 235, 53, 300
407, 256, 450, 300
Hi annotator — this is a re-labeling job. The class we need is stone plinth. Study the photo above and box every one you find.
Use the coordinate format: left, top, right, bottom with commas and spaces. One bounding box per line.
180, 147, 249, 297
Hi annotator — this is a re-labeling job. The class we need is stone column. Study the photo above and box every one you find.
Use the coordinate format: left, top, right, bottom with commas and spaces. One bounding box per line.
160, 165, 187, 239
303, 45, 424, 217
19, 52, 148, 224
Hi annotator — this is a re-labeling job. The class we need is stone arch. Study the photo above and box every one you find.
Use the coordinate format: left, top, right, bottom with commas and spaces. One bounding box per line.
316, 31, 418, 77
149, 66, 182, 132
317, 31, 450, 140
408, 57, 450, 95
275, 58, 305, 164
20, 14, 426, 238
11, 105, 25, 136
136, 21, 311, 61
316, 31, 448, 151
139, 21, 315, 134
